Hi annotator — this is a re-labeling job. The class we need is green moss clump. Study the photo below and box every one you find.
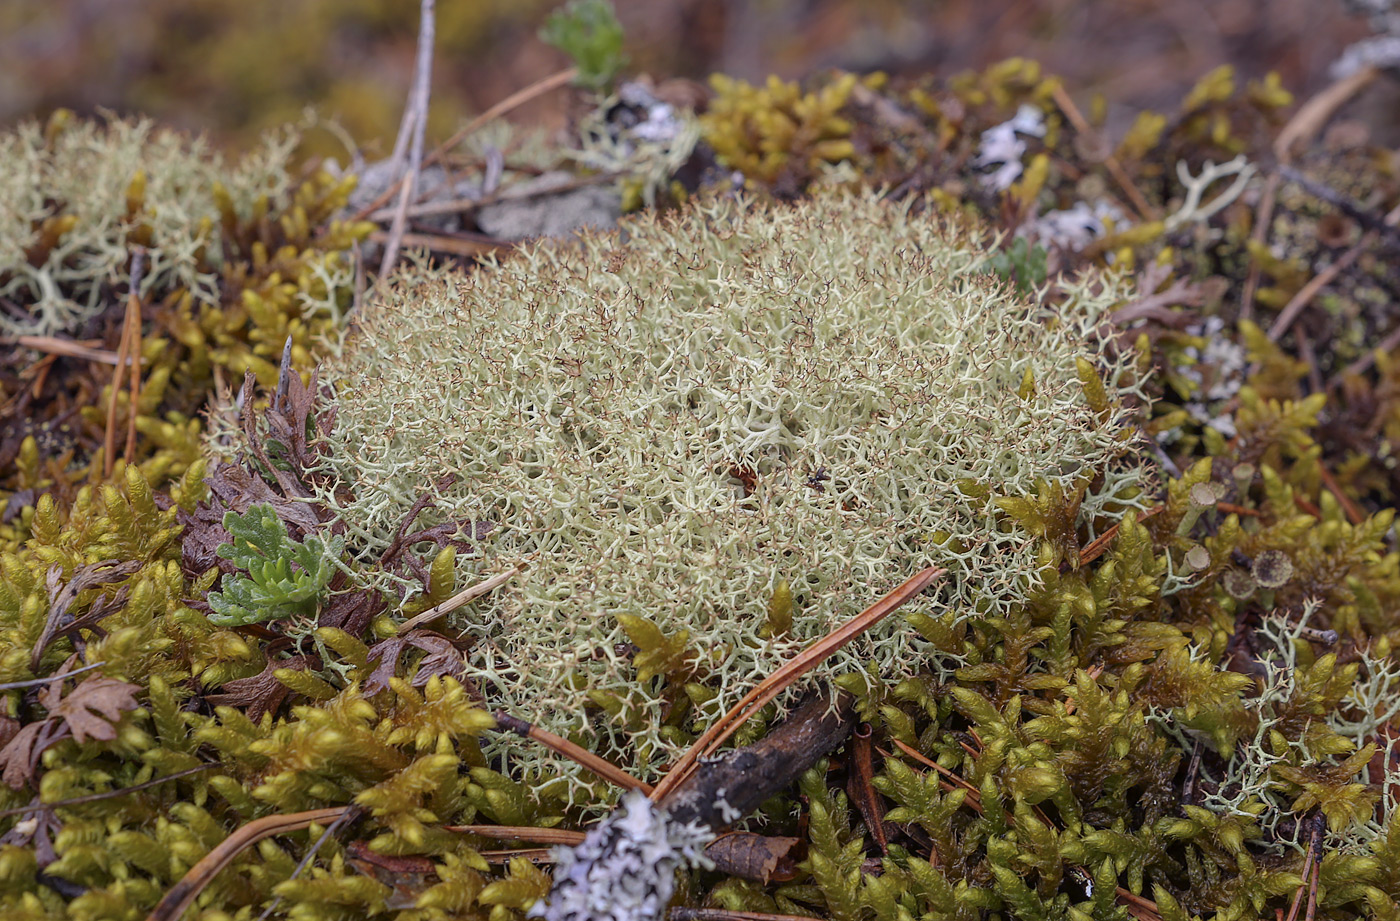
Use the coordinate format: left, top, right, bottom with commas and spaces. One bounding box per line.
305, 187, 1153, 800
702, 71, 870, 190
0, 114, 373, 545
0, 114, 287, 337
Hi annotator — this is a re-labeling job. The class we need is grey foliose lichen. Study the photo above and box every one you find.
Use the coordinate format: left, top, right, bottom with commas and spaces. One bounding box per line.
529, 789, 714, 921
309, 188, 1155, 802
0, 115, 297, 336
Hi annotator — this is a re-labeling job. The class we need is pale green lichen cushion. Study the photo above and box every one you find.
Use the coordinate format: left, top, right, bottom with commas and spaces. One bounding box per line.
309, 188, 1154, 802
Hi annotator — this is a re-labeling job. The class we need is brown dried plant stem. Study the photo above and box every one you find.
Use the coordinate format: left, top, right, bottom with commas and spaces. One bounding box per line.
493, 711, 653, 795
669, 910, 820, 921
104, 248, 145, 479
349, 66, 579, 227
146, 806, 351, 921
1242, 64, 1380, 323
378, 0, 435, 276
651, 565, 946, 804
442, 825, 586, 847
1050, 84, 1156, 222
393, 563, 522, 633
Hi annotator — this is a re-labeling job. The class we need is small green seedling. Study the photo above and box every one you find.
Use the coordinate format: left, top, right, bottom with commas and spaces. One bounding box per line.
207, 503, 343, 626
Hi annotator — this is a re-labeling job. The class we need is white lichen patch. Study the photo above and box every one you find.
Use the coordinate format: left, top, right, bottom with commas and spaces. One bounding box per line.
529, 789, 714, 921
0, 116, 300, 336
311, 189, 1153, 801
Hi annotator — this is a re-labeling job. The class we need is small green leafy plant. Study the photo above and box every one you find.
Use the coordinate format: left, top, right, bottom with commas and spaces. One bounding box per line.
539, 0, 628, 91
987, 235, 1049, 296
207, 503, 344, 626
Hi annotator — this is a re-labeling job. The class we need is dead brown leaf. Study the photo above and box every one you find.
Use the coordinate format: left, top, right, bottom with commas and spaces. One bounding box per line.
205, 650, 318, 722
704, 832, 801, 883
31, 560, 141, 671
52, 676, 140, 744
363, 631, 472, 696
0, 720, 69, 789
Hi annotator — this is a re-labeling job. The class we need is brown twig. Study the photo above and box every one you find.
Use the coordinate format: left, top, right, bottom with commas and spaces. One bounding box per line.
1339, 321, 1400, 382
256, 806, 365, 921
1318, 461, 1365, 525
146, 806, 352, 921
1274, 65, 1379, 165
1078, 505, 1164, 566
378, 0, 436, 277
104, 248, 145, 478
0, 764, 215, 818
669, 911, 821, 921
0, 659, 107, 692
5, 336, 125, 364
367, 228, 510, 260
1265, 237, 1367, 342
394, 564, 522, 633
365, 170, 618, 222
423, 67, 578, 171
442, 825, 586, 846
1051, 84, 1156, 222
1238, 171, 1280, 323
349, 66, 579, 226
493, 711, 653, 795
649, 566, 946, 803
890, 739, 982, 807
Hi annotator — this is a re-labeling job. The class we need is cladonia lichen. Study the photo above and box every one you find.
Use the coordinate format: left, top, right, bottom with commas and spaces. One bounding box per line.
0, 115, 307, 337
307, 188, 1155, 800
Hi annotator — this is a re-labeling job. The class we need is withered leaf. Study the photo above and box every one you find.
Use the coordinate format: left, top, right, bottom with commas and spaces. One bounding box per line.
346, 840, 437, 910
408, 634, 470, 688
364, 631, 471, 697
206, 653, 318, 722
362, 637, 408, 698
846, 725, 890, 854
318, 573, 384, 636
31, 561, 141, 671
0, 720, 70, 789
704, 832, 801, 883
0, 715, 19, 750
52, 677, 141, 744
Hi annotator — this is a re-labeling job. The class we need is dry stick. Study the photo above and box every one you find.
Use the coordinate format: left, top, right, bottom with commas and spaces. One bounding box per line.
890, 739, 982, 805
670, 910, 822, 921
1238, 171, 1279, 323
146, 806, 350, 921
124, 279, 142, 464
0, 659, 107, 692
103, 248, 145, 479
5, 336, 121, 364
394, 563, 522, 633
1243, 65, 1379, 323
1340, 321, 1400, 381
650, 565, 946, 804
365, 170, 619, 222
0, 764, 215, 819
378, 0, 436, 277
442, 824, 587, 847
1318, 459, 1366, 525
1077, 504, 1164, 567
1265, 236, 1368, 343
494, 711, 654, 795
1282, 831, 1317, 921
367, 228, 509, 259
422, 66, 577, 172
348, 66, 579, 226
255, 806, 365, 921
1273, 65, 1379, 165
1050, 84, 1156, 222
